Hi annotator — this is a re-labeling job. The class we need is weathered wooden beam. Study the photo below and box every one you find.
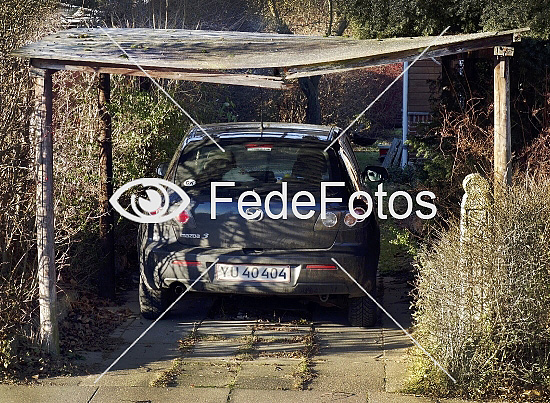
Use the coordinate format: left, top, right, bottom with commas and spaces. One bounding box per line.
284, 34, 520, 79
31, 59, 290, 90
15, 28, 528, 73
494, 46, 513, 191
31, 67, 59, 355
394, 140, 404, 168
98, 73, 116, 300
382, 138, 402, 168
14, 28, 527, 85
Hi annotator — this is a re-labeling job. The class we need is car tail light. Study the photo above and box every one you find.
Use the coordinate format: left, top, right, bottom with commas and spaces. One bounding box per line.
172, 260, 201, 266
321, 212, 338, 227
354, 207, 367, 221
306, 264, 337, 270
344, 207, 367, 227
174, 207, 197, 230
246, 143, 272, 151
344, 213, 357, 227
177, 210, 190, 224
314, 211, 340, 232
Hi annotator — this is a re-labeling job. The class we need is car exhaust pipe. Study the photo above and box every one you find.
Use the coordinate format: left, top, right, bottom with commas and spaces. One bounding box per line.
174, 284, 185, 295
319, 294, 329, 303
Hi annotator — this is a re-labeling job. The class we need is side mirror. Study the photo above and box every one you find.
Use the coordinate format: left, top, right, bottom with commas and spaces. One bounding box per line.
362, 165, 389, 183
156, 162, 169, 177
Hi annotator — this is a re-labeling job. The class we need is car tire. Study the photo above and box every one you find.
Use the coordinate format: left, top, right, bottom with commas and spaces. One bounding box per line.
139, 277, 170, 319
348, 295, 378, 327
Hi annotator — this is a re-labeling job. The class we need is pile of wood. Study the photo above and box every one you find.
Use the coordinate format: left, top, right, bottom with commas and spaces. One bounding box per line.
59, 3, 100, 28
381, 138, 403, 168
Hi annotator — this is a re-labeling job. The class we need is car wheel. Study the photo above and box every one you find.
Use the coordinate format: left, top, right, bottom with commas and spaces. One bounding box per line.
348, 295, 378, 327
139, 277, 171, 319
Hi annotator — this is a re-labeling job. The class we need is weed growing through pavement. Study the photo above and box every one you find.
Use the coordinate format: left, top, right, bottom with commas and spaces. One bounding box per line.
236, 334, 259, 361
150, 358, 185, 387
152, 323, 229, 387
292, 327, 318, 390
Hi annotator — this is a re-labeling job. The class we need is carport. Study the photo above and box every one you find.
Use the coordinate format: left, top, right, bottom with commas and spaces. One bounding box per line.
13, 27, 526, 353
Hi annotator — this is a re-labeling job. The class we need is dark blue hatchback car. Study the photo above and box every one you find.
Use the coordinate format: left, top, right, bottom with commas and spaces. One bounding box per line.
138, 122, 384, 326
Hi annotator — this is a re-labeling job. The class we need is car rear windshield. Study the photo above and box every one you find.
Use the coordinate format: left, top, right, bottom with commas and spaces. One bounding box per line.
175, 139, 342, 195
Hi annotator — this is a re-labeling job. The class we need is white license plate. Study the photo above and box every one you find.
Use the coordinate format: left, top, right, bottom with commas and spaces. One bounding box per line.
215, 264, 291, 283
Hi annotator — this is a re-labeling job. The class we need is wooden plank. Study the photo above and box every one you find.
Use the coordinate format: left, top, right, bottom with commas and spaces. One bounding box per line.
494, 50, 512, 190
408, 83, 435, 92
408, 72, 441, 80
409, 83, 439, 91
31, 59, 290, 89
408, 100, 433, 111
408, 105, 433, 113
284, 31, 525, 79
382, 138, 401, 168
408, 88, 434, 97
410, 61, 441, 69
394, 141, 404, 167
408, 92, 435, 101
31, 67, 59, 355
15, 28, 370, 70
408, 103, 432, 111
409, 66, 441, 74
409, 72, 441, 80
12, 28, 527, 81
409, 78, 439, 86
98, 73, 115, 300
409, 65, 441, 74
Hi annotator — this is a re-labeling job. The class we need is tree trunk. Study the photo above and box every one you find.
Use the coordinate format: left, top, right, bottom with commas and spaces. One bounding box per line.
268, 0, 292, 34
299, 76, 322, 124
264, 2, 321, 124
334, 18, 348, 36
326, 0, 333, 36
98, 73, 116, 300
32, 67, 59, 355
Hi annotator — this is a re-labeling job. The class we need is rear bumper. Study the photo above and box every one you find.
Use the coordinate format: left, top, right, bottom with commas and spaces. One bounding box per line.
140, 242, 377, 298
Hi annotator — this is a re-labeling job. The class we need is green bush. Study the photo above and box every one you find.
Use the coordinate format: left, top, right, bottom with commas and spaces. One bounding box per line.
109, 79, 190, 186
409, 177, 550, 399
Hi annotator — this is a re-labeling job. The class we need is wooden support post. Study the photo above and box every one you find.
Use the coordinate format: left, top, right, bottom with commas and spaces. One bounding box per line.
401, 61, 409, 168
298, 75, 321, 124
98, 73, 116, 300
32, 67, 59, 355
493, 46, 513, 192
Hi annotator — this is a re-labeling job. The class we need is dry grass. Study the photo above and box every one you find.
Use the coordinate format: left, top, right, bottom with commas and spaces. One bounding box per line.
523, 128, 550, 179
236, 334, 259, 361
408, 176, 550, 400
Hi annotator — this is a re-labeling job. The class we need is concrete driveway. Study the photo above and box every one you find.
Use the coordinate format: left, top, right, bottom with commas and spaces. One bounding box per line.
0, 278, 474, 403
